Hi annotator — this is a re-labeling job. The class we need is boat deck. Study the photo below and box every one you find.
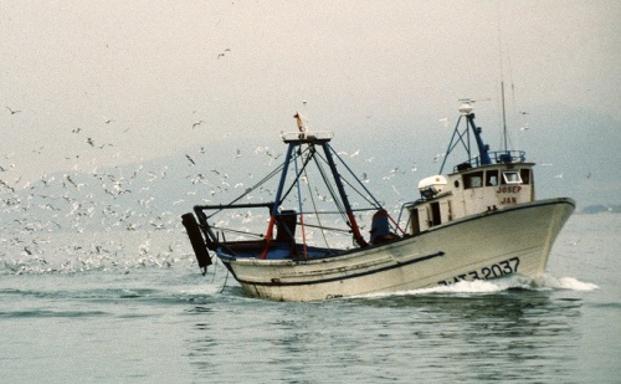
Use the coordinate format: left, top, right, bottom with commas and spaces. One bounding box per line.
217, 240, 339, 261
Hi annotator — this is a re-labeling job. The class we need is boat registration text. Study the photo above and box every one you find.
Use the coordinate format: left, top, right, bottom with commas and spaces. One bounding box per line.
437, 257, 520, 285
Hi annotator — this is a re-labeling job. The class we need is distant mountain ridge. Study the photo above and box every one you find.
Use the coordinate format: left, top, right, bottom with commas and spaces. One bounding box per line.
580, 204, 621, 214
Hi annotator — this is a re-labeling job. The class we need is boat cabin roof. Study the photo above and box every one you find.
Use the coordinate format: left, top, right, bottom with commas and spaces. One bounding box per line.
448, 150, 530, 174
448, 161, 535, 177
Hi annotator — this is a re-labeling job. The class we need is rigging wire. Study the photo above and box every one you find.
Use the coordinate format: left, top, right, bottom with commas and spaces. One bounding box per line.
275, 146, 314, 208
312, 154, 347, 224
327, 146, 406, 235
209, 225, 263, 238
293, 150, 308, 258
328, 147, 383, 208
336, 170, 376, 208
297, 221, 350, 233
328, 146, 392, 210
297, 207, 378, 215
206, 161, 285, 219
303, 155, 331, 249
439, 114, 464, 173
218, 268, 229, 294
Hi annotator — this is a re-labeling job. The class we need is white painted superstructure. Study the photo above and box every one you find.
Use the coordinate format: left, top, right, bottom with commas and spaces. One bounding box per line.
410, 162, 536, 234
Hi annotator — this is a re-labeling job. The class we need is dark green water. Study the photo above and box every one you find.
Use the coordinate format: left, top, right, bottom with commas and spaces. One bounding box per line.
1, 214, 619, 383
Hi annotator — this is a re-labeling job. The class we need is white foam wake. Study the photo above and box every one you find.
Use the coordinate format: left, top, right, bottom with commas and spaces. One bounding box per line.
353, 274, 598, 299
536, 275, 599, 291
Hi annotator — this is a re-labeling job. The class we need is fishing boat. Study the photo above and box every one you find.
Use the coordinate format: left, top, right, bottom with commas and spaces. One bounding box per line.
182, 101, 574, 301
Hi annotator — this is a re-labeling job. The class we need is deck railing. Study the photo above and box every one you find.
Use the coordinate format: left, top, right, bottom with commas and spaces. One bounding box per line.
454, 150, 526, 171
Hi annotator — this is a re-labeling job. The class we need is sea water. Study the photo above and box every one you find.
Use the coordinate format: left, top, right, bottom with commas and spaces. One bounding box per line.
1, 213, 619, 383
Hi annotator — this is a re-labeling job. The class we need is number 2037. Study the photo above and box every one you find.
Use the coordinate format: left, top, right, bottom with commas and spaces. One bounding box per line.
437, 257, 520, 286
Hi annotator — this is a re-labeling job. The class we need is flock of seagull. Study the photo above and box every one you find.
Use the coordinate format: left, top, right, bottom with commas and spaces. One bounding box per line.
0, 117, 368, 275
1, 103, 548, 275
0, 118, 425, 276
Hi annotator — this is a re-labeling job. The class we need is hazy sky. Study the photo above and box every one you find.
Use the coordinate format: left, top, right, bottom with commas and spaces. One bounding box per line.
1, 0, 620, 182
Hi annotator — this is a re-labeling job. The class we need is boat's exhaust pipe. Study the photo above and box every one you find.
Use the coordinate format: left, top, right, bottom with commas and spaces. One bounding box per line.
181, 213, 212, 275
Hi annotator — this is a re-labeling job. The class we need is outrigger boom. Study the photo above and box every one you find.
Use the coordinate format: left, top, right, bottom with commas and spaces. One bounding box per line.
182, 113, 401, 275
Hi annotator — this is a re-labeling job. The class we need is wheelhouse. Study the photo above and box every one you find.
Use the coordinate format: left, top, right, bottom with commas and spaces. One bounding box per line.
406, 100, 536, 234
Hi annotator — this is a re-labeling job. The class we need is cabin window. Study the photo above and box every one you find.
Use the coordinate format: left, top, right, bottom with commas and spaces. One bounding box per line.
485, 170, 499, 186
502, 171, 522, 185
520, 169, 530, 184
463, 171, 483, 189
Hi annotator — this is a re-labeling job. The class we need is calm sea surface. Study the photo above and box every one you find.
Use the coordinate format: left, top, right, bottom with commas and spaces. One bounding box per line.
1, 213, 619, 383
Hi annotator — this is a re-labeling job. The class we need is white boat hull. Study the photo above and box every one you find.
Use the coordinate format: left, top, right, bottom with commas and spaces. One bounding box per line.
220, 198, 575, 301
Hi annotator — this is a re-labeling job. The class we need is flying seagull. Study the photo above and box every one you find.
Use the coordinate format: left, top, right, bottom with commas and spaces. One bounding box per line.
185, 154, 196, 166
6, 106, 21, 115
217, 48, 231, 59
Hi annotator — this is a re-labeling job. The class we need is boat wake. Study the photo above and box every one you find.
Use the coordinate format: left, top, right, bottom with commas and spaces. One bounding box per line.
352, 274, 598, 299
536, 274, 599, 291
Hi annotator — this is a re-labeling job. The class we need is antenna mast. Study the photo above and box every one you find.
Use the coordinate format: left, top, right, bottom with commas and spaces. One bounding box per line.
497, 5, 509, 152
501, 81, 508, 152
